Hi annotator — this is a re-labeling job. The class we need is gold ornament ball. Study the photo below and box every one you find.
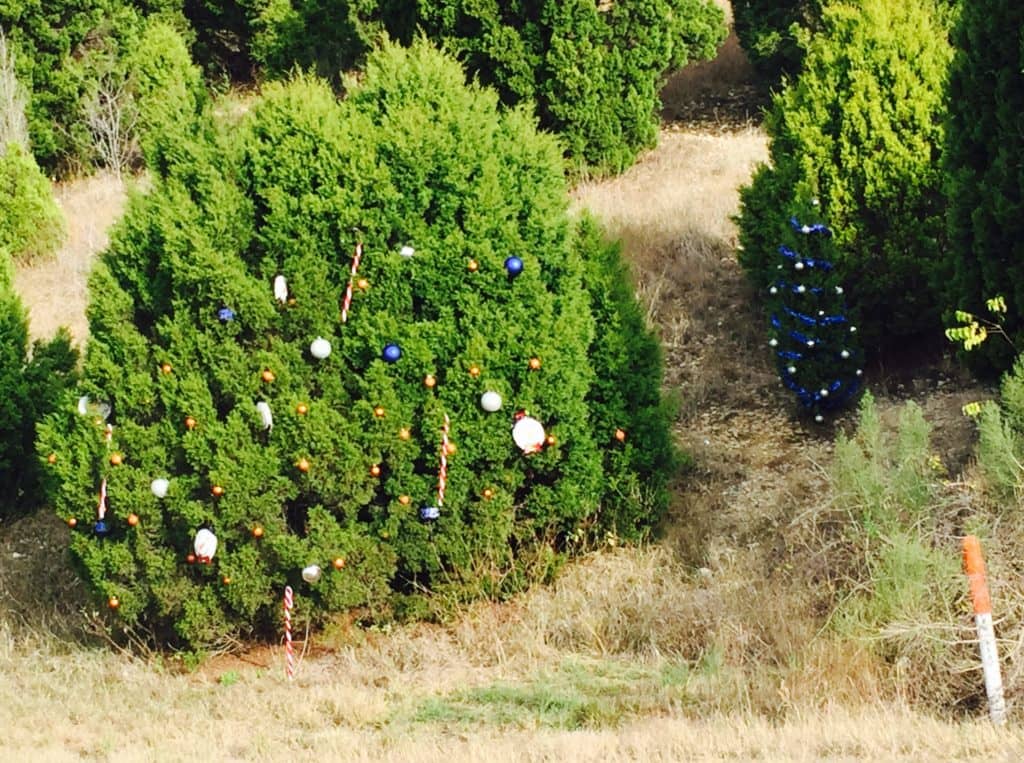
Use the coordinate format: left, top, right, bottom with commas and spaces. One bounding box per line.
287, 297, 297, 306
370, 464, 382, 477
468, 364, 481, 378
424, 374, 437, 389
47, 453, 57, 465
185, 415, 197, 431
482, 488, 494, 500
296, 458, 310, 473
528, 357, 542, 371
332, 557, 346, 571
398, 495, 411, 506
399, 427, 411, 441
614, 428, 627, 442
211, 485, 225, 497
108, 596, 120, 610
222, 576, 232, 585
160, 362, 173, 375
296, 403, 308, 416
445, 442, 457, 456
373, 406, 386, 418
546, 434, 557, 446
467, 259, 479, 272
252, 525, 264, 539
109, 452, 123, 466
67, 517, 77, 528
127, 513, 139, 527
261, 369, 276, 383
356, 278, 369, 290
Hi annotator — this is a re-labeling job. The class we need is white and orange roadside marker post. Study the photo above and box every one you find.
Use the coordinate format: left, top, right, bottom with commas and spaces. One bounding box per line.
962, 535, 1006, 725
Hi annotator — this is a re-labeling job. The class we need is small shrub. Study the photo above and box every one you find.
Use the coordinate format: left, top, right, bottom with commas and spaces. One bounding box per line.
0, 143, 66, 263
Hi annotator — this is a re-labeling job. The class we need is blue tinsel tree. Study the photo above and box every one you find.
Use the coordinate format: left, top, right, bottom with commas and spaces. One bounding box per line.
765, 213, 863, 421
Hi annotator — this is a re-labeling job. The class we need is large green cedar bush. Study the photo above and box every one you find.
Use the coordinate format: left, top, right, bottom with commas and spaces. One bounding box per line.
0, 143, 66, 263
943, 0, 1024, 376
736, 0, 952, 352
38, 40, 672, 648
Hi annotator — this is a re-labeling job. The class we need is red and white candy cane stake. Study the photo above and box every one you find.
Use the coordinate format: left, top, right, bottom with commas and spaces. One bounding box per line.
98, 424, 113, 521
283, 585, 295, 682
963, 535, 1006, 725
437, 414, 450, 507
340, 241, 364, 323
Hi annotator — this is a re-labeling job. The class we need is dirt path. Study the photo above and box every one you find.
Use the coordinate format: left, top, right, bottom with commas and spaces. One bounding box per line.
12, 171, 126, 346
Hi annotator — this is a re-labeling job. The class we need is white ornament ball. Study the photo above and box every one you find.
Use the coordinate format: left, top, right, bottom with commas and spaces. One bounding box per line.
302, 564, 322, 584
194, 529, 218, 561
400, 245, 415, 257
512, 416, 546, 454
835, 286, 844, 295
818, 310, 825, 316
797, 285, 806, 293
769, 287, 778, 295
856, 369, 863, 376
769, 338, 779, 347
787, 366, 797, 374
795, 261, 805, 270
841, 350, 850, 359
256, 401, 273, 430
850, 326, 857, 334
310, 336, 332, 359
151, 478, 170, 499
820, 389, 829, 397
480, 391, 503, 412
815, 414, 824, 423
807, 340, 815, 348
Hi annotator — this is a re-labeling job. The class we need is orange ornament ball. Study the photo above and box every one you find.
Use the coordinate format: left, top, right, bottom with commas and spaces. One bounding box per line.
546, 434, 557, 446
66, 517, 77, 528
186, 553, 196, 564
211, 485, 225, 497
261, 369, 276, 383
109, 452, 123, 466
47, 453, 57, 465
424, 374, 437, 389
398, 495, 411, 506
373, 406, 386, 418
296, 403, 309, 416
222, 576, 232, 585
185, 415, 197, 431
482, 488, 494, 500
467, 259, 479, 272
445, 442, 457, 456
160, 362, 173, 375
468, 364, 481, 378
370, 464, 382, 477
528, 357, 542, 371
127, 513, 139, 527
108, 596, 120, 610
332, 557, 346, 571
614, 428, 627, 442
252, 525, 264, 539
296, 458, 311, 473
356, 278, 370, 291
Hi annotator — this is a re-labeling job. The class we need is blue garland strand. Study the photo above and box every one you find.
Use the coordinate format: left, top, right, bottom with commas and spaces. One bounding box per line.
789, 216, 831, 236
778, 245, 834, 272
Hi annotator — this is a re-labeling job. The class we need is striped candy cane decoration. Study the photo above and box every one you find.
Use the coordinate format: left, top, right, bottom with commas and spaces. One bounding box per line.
340, 241, 364, 323
98, 423, 113, 521
437, 414, 450, 507
283, 586, 295, 681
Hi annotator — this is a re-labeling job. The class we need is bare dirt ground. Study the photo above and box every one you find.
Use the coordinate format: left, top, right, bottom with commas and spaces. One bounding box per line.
12, 171, 126, 346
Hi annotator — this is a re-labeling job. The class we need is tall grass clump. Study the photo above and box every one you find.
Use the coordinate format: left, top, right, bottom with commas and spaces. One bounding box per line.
825, 393, 970, 709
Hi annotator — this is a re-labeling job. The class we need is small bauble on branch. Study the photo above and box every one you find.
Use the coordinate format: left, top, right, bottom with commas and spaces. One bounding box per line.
310, 337, 332, 360
504, 256, 524, 277
382, 344, 402, 363
480, 391, 502, 412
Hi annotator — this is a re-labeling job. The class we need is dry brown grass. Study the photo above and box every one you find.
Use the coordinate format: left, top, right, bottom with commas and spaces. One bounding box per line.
12, 170, 126, 346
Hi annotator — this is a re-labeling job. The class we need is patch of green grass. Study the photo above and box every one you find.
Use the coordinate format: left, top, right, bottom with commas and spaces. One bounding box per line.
408, 657, 695, 730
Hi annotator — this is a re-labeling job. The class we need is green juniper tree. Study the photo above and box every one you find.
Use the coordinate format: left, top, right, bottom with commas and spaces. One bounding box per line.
38, 40, 672, 648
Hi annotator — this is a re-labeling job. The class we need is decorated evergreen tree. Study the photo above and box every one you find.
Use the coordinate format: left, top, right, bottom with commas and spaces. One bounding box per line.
37, 40, 672, 648
764, 211, 863, 422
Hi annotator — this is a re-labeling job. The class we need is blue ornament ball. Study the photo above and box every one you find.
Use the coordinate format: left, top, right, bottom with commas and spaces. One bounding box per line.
217, 307, 236, 323
382, 343, 402, 363
504, 256, 524, 277
93, 520, 109, 536
420, 505, 441, 521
